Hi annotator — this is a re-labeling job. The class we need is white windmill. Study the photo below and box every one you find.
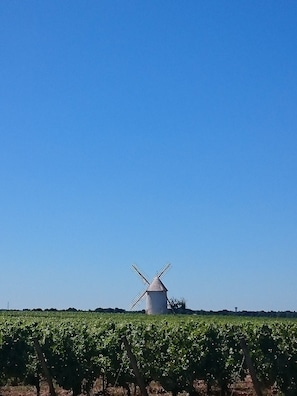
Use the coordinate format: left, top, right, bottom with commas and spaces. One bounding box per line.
131, 263, 173, 314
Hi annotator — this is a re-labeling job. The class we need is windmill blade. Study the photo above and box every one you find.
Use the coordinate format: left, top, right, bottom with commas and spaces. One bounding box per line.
132, 264, 150, 285
130, 290, 147, 310
166, 296, 176, 314
157, 263, 171, 278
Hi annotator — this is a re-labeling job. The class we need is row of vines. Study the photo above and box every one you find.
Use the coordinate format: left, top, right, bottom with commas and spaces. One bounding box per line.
1, 313, 297, 395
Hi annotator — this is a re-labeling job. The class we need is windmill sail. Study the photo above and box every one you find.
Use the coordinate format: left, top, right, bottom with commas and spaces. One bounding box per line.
130, 289, 147, 310
157, 263, 171, 278
132, 264, 150, 284
131, 264, 172, 315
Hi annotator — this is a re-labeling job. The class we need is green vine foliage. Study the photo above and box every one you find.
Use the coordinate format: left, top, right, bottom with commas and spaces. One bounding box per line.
1, 313, 297, 395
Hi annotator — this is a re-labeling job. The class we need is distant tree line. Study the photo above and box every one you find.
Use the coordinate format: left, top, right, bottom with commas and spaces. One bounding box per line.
2, 306, 297, 318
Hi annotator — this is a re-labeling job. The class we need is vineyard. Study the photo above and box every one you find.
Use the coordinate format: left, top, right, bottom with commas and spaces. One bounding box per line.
0, 311, 297, 396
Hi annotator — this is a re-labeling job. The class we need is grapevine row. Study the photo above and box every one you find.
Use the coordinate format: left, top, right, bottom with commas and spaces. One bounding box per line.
0, 313, 297, 395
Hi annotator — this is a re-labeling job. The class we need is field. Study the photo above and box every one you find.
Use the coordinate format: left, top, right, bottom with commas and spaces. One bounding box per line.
1, 311, 297, 396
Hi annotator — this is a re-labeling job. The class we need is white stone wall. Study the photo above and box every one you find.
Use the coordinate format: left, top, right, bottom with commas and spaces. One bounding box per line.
146, 291, 167, 314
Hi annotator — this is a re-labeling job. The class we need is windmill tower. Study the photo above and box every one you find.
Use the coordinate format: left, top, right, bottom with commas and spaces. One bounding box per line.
131, 264, 172, 314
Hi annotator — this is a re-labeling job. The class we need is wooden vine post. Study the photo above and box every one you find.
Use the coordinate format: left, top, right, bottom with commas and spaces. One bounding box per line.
240, 337, 263, 396
33, 338, 56, 396
121, 335, 149, 396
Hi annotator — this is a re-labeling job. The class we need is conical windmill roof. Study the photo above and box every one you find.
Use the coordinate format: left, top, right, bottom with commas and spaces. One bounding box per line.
147, 276, 168, 292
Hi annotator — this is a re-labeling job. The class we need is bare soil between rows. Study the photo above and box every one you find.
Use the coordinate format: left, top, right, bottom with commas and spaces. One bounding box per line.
0, 377, 278, 396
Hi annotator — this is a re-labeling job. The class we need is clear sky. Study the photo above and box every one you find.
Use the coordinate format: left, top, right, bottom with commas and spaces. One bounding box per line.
1, 1, 297, 312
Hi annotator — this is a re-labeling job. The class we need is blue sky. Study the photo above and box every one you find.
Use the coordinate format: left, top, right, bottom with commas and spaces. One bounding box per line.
1, 1, 297, 311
